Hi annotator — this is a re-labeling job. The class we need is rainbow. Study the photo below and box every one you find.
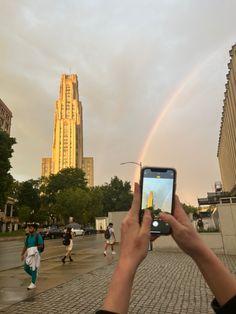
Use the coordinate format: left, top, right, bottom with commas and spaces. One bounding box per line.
133, 46, 226, 183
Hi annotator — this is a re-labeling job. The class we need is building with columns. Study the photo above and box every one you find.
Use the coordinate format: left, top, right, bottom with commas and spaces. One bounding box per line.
217, 44, 236, 195
0, 98, 12, 134
41, 74, 94, 186
0, 99, 19, 232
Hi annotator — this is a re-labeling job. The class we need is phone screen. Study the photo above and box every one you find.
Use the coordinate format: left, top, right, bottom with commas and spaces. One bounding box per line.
140, 167, 176, 234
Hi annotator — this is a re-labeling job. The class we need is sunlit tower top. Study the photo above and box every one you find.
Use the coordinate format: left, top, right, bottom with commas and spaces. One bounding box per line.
52, 74, 83, 174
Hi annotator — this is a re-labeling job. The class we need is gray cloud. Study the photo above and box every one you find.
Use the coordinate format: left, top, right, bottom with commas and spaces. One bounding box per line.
1, 0, 236, 204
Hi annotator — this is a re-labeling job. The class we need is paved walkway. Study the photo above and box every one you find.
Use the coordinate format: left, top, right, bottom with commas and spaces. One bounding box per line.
1, 250, 236, 314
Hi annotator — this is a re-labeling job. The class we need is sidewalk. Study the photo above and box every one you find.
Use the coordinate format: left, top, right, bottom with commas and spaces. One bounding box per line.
1, 250, 236, 314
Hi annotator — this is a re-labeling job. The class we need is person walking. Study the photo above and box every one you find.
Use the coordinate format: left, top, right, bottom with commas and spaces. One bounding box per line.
104, 223, 116, 256
62, 227, 73, 263
21, 223, 44, 290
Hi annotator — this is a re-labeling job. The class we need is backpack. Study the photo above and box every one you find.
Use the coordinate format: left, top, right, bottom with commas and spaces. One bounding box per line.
104, 228, 111, 240
26, 233, 45, 253
63, 234, 70, 246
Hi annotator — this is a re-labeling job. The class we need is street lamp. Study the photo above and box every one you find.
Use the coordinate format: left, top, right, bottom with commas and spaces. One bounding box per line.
120, 161, 142, 169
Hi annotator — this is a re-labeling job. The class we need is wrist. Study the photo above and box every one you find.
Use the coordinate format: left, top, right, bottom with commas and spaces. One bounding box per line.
189, 242, 213, 262
117, 259, 139, 277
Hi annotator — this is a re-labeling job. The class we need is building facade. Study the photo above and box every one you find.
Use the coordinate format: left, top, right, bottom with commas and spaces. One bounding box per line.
217, 44, 236, 195
41, 74, 94, 185
82, 157, 94, 187
52, 74, 84, 173
0, 99, 19, 232
41, 157, 52, 177
0, 98, 12, 134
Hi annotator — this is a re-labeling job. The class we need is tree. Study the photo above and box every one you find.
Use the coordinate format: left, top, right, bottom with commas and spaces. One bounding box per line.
0, 130, 16, 209
53, 188, 89, 224
100, 176, 133, 214
182, 203, 199, 215
17, 180, 41, 211
46, 168, 87, 201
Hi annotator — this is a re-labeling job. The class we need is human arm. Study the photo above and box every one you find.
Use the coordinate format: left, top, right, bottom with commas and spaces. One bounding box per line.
37, 233, 44, 251
21, 245, 27, 261
159, 196, 236, 308
99, 183, 152, 314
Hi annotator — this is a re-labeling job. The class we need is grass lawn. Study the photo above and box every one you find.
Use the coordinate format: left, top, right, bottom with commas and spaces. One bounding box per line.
0, 229, 25, 237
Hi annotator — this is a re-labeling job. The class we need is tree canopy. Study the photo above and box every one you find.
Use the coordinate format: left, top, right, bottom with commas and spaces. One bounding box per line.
100, 176, 133, 213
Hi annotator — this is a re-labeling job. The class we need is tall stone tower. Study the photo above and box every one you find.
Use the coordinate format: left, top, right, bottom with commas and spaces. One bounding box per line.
41, 74, 94, 186
52, 74, 83, 173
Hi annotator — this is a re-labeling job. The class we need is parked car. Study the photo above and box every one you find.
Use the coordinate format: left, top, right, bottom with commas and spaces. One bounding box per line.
41, 226, 64, 239
83, 227, 97, 235
64, 223, 84, 236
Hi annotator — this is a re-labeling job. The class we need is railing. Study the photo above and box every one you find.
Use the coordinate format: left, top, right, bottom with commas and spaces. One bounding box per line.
219, 197, 236, 204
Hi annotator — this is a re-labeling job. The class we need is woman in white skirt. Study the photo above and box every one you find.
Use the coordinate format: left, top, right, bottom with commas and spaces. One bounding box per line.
62, 227, 73, 263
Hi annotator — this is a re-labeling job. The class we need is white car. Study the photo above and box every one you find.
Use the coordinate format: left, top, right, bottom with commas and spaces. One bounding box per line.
64, 223, 84, 236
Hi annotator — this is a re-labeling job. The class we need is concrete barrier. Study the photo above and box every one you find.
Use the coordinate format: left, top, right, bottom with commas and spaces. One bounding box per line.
108, 205, 236, 255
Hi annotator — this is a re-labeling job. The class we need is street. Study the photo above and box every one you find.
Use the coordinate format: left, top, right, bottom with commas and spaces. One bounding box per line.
0, 233, 119, 311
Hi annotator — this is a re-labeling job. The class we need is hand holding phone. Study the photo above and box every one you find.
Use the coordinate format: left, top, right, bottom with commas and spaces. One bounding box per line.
139, 167, 176, 235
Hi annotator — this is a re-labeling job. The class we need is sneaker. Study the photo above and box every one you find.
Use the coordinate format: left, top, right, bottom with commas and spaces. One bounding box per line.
103, 251, 107, 256
111, 251, 116, 255
27, 282, 36, 290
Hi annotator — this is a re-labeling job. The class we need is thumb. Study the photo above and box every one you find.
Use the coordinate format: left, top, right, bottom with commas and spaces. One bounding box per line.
159, 212, 182, 232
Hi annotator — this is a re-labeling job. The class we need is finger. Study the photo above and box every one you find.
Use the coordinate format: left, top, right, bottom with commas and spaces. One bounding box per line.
159, 212, 182, 232
174, 195, 190, 223
129, 182, 140, 220
140, 209, 152, 235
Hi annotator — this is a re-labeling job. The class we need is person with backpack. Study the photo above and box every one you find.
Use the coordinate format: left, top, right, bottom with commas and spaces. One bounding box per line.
104, 223, 116, 256
61, 227, 73, 263
21, 222, 44, 290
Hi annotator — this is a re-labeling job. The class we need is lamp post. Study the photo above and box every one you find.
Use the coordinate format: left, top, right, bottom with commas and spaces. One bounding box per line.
120, 161, 153, 251
120, 161, 142, 169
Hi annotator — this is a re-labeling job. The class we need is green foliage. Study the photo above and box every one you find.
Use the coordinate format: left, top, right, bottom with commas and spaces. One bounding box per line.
18, 206, 32, 223
17, 180, 41, 210
53, 187, 89, 224
182, 203, 199, 215
100, 176, 133, 213
46, 168, 87, 197
0, 130, 16, 208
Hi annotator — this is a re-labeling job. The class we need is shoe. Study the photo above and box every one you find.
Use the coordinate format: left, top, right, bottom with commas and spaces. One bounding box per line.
61, 257, 65, 264
103, 251, 107, 256
27, 282, 36, 290
69, 258, 73, 262
112, 251, 116, 255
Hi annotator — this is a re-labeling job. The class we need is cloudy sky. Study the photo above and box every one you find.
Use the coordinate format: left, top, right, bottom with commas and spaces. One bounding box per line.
1, 0, 236, 205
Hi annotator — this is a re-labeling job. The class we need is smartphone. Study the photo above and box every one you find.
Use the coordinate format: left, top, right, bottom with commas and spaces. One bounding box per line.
139, 167, 176, 235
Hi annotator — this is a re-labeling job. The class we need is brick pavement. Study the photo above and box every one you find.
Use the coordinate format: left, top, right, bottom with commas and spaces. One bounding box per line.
1, 251, 236, 314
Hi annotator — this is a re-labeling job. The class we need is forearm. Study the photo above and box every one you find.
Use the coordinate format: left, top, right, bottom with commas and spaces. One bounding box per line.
192, 245, 236, 306
21, 246, 27, 256
101, 262, 136, 314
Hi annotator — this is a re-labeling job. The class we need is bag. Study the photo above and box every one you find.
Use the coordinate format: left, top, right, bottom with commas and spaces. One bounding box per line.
26, 233, 45, 253
104, 228, 111, 240
63, 235, 70, 246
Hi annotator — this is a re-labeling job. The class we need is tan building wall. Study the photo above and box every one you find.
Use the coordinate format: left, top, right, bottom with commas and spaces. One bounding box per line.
0, 98, 12, 135
52, 74, 83, 174
82, 157, 94, 187
218, 44, 236, 194
41, 157, 52, 177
